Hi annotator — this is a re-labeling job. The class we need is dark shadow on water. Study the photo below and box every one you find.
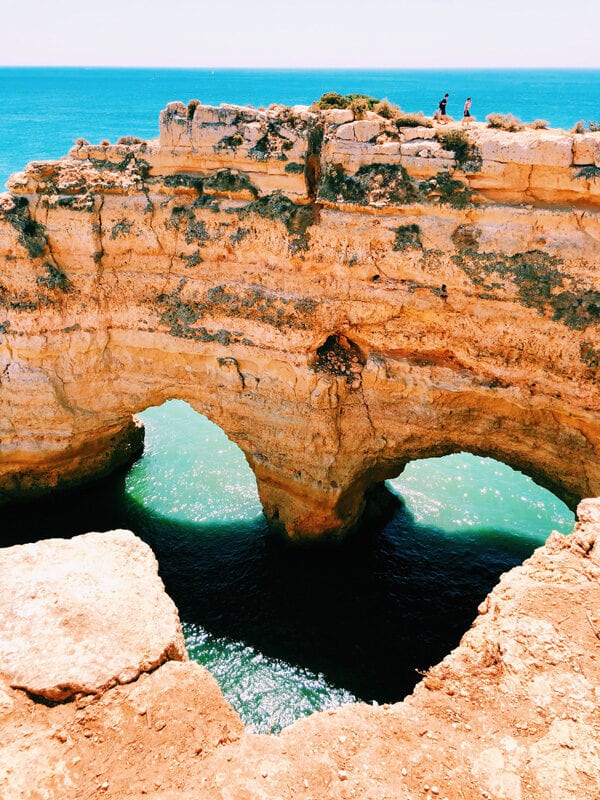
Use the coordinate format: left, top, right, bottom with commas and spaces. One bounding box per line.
1, 469, 541, 703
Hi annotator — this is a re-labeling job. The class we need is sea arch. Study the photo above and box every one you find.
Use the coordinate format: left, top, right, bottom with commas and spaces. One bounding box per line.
1, 103, 599, 541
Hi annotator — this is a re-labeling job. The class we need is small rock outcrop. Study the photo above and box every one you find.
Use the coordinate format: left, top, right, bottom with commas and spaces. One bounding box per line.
0, 530, 187, 700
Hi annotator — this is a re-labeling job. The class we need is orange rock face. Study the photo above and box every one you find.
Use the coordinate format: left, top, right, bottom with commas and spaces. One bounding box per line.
0, 103, 599, 540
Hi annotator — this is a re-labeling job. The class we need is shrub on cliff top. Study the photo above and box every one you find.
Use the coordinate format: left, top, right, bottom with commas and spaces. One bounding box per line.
486, 113, 523, 132
395, 112, 433, 129
373, 99, 401, 120
346, 93, 379, 110
313, 92, 348, 109
436, 129, 482, 172
117, 136, 144, 145
349, 96, 370, 120
589, 120, 600, 132
529, 119, 550, 129
313, 92, 379, 112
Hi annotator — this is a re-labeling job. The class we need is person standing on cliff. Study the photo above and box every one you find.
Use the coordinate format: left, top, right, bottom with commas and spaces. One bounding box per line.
438, 93, 449, 124
462, 97, 472, 126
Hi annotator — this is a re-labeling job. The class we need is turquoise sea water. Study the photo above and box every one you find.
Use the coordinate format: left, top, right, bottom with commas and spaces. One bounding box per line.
0, 69, 582, 732
1, 67, 599, 186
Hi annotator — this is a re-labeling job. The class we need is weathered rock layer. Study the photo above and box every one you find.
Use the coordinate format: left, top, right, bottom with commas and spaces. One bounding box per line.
1, 102, 599, 540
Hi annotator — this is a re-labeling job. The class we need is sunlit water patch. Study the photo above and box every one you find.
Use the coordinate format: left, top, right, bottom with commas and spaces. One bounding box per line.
389, 454, 573, 543
185, 625, 355, 733
126, 400, 263, 524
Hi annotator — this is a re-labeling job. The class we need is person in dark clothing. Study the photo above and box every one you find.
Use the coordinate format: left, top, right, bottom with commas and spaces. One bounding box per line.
438, 93, 449, 124
462, 97, 472, 126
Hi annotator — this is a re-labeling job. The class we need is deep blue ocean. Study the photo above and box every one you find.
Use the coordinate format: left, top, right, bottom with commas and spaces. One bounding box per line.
0, 68, 588, 732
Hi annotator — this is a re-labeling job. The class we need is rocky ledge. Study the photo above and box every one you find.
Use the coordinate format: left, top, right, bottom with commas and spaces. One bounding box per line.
1, 501, 599, 799
0, 101, 599, 541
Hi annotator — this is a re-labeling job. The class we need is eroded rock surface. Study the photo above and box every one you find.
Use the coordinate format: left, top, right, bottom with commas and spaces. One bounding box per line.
1, 505, 599, 799
0, 530, 187, 700
0, 103, 599, 541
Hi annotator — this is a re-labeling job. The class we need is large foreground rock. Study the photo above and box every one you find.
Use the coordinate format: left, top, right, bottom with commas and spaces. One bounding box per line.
0, 530, 187, 700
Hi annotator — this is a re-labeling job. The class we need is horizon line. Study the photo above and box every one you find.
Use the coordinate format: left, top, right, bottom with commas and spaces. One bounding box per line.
1, 64, 600, 71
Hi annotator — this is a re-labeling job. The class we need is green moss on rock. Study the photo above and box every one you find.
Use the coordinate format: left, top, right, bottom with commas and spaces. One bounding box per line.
36, 263, 73, 293
285, 162, 305, 174
90, 153, 150, 180
451, 225, 480, 250
163, 174, 205, 193
319, 163, 419, 206
574, 166, 600, 180
206, 284, 317, 329
110, 219, 133, 239
3, 197, 47, 258
421, 172, 472, 208
169, 206, 210, 245
204, 169, 258, 196
580, 341, 600, 369
156, 280, 205, 338
248, 122, 289, 162
450, 248, 598, 329
392, 224, 422, 250
213, 134, 244, 153
551, 290, 600, 330
236, 192, 317, 251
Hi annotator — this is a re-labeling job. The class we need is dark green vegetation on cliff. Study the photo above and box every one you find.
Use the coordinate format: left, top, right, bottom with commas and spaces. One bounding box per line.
162, 170, 260, 203
36, 263, 73, 293
318, 163, 419, 206
235, 192, 318, 251
3, 197, 47, 258
435, 129, 483, 173
393, 224, 423, 251
452, 248, 600, 334
155, 278, 316, 341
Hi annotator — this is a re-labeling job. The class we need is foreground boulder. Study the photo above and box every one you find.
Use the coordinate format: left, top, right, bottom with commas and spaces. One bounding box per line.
0, 530, 187, 700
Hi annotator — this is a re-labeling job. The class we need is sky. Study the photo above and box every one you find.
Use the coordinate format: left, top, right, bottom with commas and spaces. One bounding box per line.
1, 0, 599, 69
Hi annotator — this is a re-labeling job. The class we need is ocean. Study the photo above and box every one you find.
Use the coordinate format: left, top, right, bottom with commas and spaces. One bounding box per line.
0, 68, 586, 732
1, 67, 599, 187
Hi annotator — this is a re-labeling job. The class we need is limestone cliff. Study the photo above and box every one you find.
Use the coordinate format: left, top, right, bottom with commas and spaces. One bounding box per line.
0, 101, 599, 540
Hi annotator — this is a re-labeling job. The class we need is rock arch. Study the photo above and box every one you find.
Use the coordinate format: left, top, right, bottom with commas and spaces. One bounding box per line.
1, 102, 599, 541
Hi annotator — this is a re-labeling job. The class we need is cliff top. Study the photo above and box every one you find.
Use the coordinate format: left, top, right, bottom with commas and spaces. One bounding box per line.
4, 99, 599, 213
